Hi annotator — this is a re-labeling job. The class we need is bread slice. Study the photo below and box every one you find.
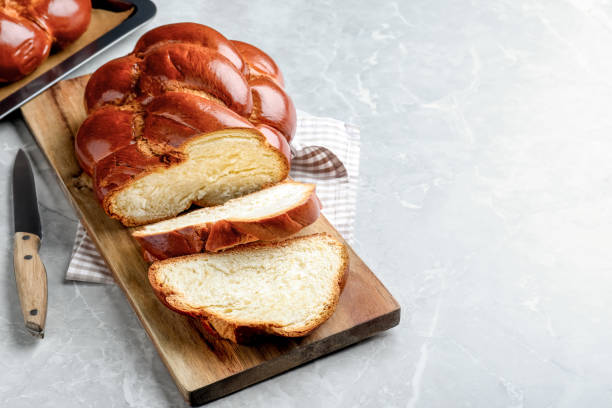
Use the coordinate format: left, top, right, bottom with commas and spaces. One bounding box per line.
132, 181, 321, 260
148, 233, 349, 344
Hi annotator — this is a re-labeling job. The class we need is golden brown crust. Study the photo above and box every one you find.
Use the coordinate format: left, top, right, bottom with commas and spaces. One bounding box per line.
133, 22, 247, 76
75, 107, 137, 175
142, 93, 255, 149
231, 40, 285, 86
254, 124, 291, 161
84, 55, 141, 112
33, 0, 91, 48
248, 76, 296, 143
0, 0, 91, 83
148, 233, 349, 344
139, 43, 252, 116
132, 181, 321, 259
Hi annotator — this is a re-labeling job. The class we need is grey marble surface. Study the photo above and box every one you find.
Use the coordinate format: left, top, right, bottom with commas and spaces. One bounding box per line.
2, 0, 612, 406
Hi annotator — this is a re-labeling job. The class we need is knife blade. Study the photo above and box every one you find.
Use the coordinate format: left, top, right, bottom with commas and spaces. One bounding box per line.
12, 149, 47, 338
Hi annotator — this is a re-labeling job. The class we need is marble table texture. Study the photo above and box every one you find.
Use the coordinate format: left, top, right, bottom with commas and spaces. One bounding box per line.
3, 0, 612, 406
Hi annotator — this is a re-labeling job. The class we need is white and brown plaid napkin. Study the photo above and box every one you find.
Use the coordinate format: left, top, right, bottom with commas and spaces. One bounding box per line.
66, 111, 361, 283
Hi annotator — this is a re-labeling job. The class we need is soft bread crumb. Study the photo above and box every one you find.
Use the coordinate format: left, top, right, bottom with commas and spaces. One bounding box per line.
109, 129, 287, 225
149, 234, 348, 337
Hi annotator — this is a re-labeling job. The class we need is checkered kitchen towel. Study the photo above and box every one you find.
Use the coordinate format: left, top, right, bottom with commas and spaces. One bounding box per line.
66, 111, 361, 283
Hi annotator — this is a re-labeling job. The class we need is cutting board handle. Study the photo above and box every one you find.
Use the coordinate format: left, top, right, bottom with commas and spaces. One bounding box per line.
13, 232, 47, 338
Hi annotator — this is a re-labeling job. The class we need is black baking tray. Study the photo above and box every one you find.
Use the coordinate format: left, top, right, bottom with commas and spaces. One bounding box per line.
0, 0, 156, 120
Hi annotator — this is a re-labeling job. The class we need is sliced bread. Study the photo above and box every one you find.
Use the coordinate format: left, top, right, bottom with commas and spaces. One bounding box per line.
132, 181, 321, 260
148, 233, 349, 343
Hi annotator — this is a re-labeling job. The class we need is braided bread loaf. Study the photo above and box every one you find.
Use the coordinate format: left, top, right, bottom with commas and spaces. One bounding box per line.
0, 0, 91, 82
75, 23, 296, 226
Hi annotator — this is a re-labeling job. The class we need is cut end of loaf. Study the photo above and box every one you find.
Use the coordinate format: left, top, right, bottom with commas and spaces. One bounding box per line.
148, 233, 349, 342
105, 128, 289, 226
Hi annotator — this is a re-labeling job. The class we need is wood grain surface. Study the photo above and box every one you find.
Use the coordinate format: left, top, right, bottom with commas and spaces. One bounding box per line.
20, 75, 401, 406
13, 232, 47, 338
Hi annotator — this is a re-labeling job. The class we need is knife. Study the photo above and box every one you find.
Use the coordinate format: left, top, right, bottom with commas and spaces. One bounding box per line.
12, 149, 47, 338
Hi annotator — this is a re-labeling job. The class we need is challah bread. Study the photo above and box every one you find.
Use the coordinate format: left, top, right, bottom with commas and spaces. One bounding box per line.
0, 0, 91, 82
148, 234, 348, 344
75, 23, 296, 226
132, 181, 321, 260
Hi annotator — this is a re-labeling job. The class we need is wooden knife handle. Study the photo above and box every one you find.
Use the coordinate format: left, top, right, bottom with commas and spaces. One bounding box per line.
13, 232, 47, 338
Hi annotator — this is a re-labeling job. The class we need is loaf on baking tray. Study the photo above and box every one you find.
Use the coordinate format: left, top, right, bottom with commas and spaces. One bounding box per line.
0, 0, 91, 82
75, 23, 296, 226
132, 181, 322, 260
148, 234, 348, 344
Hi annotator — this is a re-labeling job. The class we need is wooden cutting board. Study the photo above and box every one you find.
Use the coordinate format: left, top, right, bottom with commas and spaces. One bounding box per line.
20, 76, 401, 406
